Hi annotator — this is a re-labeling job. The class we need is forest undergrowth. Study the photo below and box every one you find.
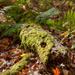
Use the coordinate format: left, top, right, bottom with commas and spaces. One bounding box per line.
0, 0, 75, 75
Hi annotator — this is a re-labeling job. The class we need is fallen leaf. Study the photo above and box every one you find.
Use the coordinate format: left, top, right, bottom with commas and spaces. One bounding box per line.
52, 67, 60, 75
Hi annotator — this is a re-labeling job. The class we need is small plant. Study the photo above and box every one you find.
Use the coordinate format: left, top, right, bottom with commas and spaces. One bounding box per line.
12, 0, 30, 9
38, 0, 52, 11
0, 0, 13, 6
5, 6, 24, 23
36, 7, 60, 25
0, 22, 22, 37
63, 6, 75, 29
46, 20, 55, 27
54, 6, 75, 31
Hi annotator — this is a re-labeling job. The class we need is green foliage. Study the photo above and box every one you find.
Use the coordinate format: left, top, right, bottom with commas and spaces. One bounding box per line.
36, 8, 60, 25
53, 6, 75, 31
5, 6, 24, 23
54, 18, 66, 31
13, 0, 30, 9
38, 0, 52, 11
46, 20, 55, 27
0, 4, 38, 38
20, 11, 39, 23
0, 23, 22, 37
0, 0, 4, 6
4, 6, 38, 23
30, 0, 52, 12
63, 6, 75, 29
1, 0, 13, 6
15, 0, 26, 4
46, 19, 66, 31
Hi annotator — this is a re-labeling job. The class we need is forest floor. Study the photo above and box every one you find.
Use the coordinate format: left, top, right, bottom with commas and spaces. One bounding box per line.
0, 0, 75, 75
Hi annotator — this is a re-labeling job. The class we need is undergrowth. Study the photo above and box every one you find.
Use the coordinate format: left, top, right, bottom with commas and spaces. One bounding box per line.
0, 23, 22, 38
0, 0, 75, 39
42, 6, 75, 31
36, 7, 60, 25
5, 6, 24, 23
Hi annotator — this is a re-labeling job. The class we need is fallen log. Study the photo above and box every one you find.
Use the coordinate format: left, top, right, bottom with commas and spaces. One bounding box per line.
1, 53, 34, 75
20, 23, 68, 65
1, 23, 68, 75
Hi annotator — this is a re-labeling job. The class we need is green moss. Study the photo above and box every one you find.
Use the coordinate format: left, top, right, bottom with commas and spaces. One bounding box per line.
3, 0, 13, 5
1, 53, 33, 75
5, 6, 24, 23
0, 70, 10, 75
20, 24, 54, 64
57, 47, 68, 51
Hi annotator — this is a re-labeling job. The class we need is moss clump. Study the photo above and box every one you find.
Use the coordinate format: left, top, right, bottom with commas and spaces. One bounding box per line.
1, 53, 33, 75
0, 70, 10, 75
20, 24, 54, 64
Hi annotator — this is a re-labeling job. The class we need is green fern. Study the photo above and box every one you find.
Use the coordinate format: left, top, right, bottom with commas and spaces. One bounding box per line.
0, 23, 22, 37
36, 7, 60, 24
5, 6, 24, 23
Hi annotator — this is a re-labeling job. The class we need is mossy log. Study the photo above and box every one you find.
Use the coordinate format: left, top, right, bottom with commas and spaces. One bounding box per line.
20, 24, 68, 65
1, 53, 34, 75
0, 24, 68, 75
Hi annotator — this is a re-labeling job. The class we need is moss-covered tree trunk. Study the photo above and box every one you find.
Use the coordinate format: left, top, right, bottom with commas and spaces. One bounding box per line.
20, 23, 68, 65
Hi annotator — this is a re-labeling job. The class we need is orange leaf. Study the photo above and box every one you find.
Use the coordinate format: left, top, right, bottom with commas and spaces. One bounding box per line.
22, 69, 26, 72
59, 31, 69, 36
52, 68, 60, 75
11, 0, 14, 2
22, 69, 28, 74
54, 3, 60, 7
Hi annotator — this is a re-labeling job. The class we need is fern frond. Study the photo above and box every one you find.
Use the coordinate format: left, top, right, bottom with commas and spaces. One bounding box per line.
36, 7, 60, 24
0, 23, 22, 37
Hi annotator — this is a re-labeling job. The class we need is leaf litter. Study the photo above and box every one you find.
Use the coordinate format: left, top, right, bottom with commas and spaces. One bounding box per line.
0, 0, 75, 75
